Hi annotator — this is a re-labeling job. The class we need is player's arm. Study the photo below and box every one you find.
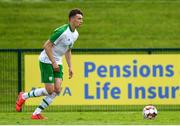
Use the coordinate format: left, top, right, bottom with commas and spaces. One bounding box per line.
65, 49, 73, 79
43, 40, 59, 72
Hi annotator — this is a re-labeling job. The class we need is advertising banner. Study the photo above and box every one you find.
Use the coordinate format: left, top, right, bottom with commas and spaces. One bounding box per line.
25, 54, 180, 105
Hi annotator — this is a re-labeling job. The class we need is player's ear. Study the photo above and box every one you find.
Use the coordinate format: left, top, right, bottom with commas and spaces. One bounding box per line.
69, 16, 75, 22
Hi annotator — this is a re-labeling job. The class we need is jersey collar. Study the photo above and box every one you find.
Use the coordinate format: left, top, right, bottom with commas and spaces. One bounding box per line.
68, 24, 75, 32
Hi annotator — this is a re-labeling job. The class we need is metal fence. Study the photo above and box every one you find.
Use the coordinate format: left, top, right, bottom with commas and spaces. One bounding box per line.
0, 48, 180, 112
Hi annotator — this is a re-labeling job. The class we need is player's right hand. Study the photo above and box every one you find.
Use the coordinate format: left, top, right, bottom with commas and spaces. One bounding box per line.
52, 62, 60, 72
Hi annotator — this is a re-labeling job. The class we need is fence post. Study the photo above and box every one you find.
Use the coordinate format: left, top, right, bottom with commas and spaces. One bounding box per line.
17, 49, 22, 94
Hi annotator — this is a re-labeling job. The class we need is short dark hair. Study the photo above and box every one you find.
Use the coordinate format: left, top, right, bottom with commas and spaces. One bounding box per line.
69, 8, 83, 18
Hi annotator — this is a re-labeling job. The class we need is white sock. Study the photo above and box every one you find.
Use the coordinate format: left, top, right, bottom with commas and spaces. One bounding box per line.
33, 92, 57, 115
22, 88, 48, 100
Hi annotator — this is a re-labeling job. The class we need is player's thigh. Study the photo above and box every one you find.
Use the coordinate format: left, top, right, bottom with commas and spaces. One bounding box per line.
54, 65, 63, 93
45, 83, 54, 94
39, 61, 55, 83
39, 61, 55, 94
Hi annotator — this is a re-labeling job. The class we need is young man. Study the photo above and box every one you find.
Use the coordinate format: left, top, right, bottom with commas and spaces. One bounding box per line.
16, 8, 83, 120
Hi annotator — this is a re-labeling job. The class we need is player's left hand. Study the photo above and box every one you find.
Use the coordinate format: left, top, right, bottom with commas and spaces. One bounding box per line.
69, 68, 73, 79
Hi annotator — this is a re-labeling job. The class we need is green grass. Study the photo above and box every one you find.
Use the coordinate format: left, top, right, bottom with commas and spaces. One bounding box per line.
0, 111, 179, 125
1, 0, 180, 48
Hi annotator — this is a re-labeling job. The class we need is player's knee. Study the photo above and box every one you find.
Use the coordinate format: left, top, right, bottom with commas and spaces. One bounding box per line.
46, 88, 54, 95
54, 79, 62, 95
54, 87, 61, 95
45, 84, 54, 95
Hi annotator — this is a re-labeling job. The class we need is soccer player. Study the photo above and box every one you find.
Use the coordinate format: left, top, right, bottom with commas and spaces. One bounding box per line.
16, 8, 83, 120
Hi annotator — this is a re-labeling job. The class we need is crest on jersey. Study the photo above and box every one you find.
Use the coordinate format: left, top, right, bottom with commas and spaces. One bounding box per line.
49, 76, 53, 81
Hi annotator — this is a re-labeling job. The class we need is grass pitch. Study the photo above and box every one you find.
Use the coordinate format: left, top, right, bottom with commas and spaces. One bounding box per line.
0, 111, 179, 125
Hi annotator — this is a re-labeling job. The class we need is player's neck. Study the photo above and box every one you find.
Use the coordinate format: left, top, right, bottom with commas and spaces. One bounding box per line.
69, 23, 75, 32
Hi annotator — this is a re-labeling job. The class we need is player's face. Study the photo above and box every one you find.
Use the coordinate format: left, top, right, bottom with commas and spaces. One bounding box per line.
73, 14, 83, 28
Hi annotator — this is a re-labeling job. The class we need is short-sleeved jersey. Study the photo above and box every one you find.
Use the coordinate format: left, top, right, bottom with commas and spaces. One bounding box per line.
39, 24, 79, 65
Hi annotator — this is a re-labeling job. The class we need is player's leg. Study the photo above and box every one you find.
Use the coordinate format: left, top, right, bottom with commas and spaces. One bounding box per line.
54, 78, 63, 95
23, 88, 49, 99
31, 83, 54, 120
16, 62, 54, 112
32, 79, 62, 120
54, 65, 63, 95
31, 64, 63, 120
16, 87, 49, 112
